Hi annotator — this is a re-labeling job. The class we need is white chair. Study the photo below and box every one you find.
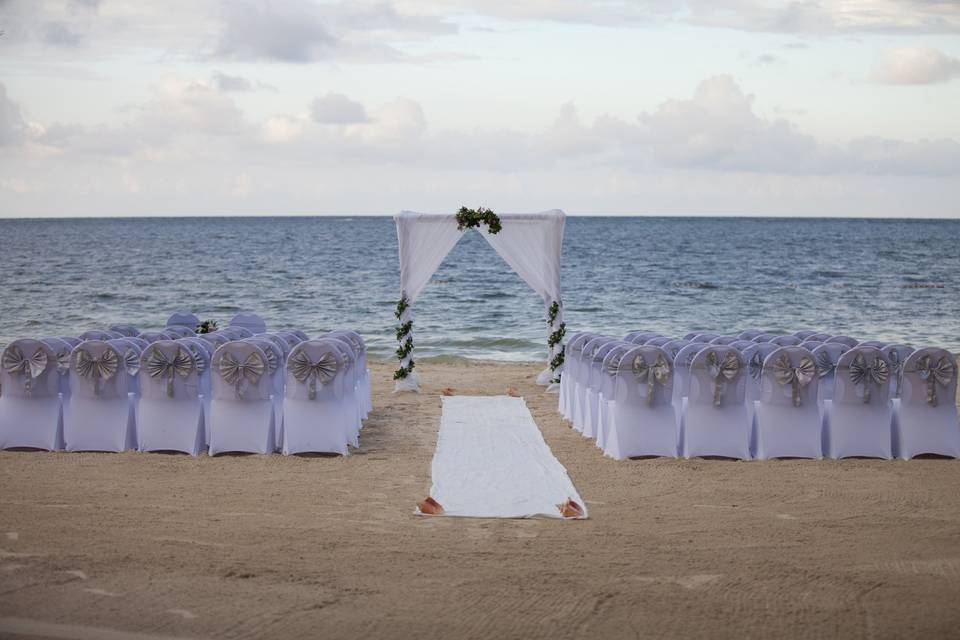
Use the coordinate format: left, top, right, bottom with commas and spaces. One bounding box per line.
107, 338, 143, 397
559, 333, 593, 422
110, 325, 140, 337
221, 327, 253, 339
584, 340, 627, 440
893, 348, 959, 459
40, 337, 73, 397
230, 312, 268, 335
245, 337, 286, 451
137, 341, 206, 456
198, 332, 231, 349
682, 347, 750, 459
327, 330, 371, 419
63, 341, 137, 452
799, 340, 823, 352
282, 329, 311, 342
164, 325, 196, 338
576, 336, 617, 436
754, 347, 822, 459
0, 339, 64, 450
823, 346, 892, 459
811, 343, 850, 403
661, 340, 691, 360
283, 340, 352, 455
178, 337, 213, 444
604, 346, 677, 459
166, 312, 200, 329
208, 341, 275, 455
596, 342, 633, 451
826, 335, 859, 348
742, 342, 779, 451
671, 343, 707, 431
882, 344, 914, 398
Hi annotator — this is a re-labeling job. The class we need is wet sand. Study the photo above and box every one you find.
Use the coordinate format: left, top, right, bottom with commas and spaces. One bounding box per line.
1, 360, 959, 639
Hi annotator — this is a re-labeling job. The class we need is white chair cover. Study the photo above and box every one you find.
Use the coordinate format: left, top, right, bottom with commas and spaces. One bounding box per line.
80, 330, 122, 341
683, 346, 750, 459
208, 341, 275, 455
137, 341, 205, 456
893, 348, 959, 459
793, 330, 818, 339
575, 336, 616, 435
245, 337, 286, 451
811, 343, 851, 402
166, 312, 200, 328
882, 344, 914, 398
754, 347, 822, 459
198, 332, 231, 349
230, 312, 267, 335
282, 340, 352, 455
596, 342, 633, 451
584, 340, 626, 440
178, 337, 213, 444
110, 325, 140, 337
742, 342, 779, 450
0, 339, 64, 450
737, 329, 765, 340
770, 335, 802, 346
40, 337, 73, 397
559, 332, 593, 421
138, 330, 176, 343
64, 340, 137, 452
604, 346, 677, 459
107, 338, 143, 397
826, 335, 859, 347
824, 346, 892, 459
164, 325, 196, 338
807, 333, 832, 342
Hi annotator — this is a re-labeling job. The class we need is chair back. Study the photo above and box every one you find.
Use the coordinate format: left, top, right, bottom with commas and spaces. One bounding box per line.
770, 335, 802, 346
211, 341, 272, 402
628, 332, 661, 344
286, 339, 346, 400
743, 343, 779, 401
110, 325, 140, 337
760, 346, 819, 408
800, 340, 823, 351
810, 343, 851, 401
751, 333, 776, 343
69, 340, 131, 400
230, 312, 267, 335
644, 336, 671, 346
728, 340, 753, 351
688, 347, 745, 408
834, 346, 891, 406
793, 330, 818, 339
198, 332, 231, 348
164, 325, 196, 338
900, 348, 956, 410
138, 331, 176, 344
807, 333, 832, 342
80, 330, 122, 341
881, 344, 914, 398
737, 329, 764, 340
613, 346, 673, 407
709, 336, 738, 345
1, 339, 60, 399
689, 333, 719, 343
661, 339, 691, 361
826, 335, 859, 348
166, 312, 200, 328
139, 340, 203, 400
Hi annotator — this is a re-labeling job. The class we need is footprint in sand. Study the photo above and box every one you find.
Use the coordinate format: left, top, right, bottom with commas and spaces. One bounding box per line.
65, 570, 88, 581
167, 609, 197, 620
5, 532, 18, 541
83, 588, 121, 597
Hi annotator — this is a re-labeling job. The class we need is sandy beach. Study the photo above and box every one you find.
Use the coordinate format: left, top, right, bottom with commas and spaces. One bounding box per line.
1, 360, 959, 639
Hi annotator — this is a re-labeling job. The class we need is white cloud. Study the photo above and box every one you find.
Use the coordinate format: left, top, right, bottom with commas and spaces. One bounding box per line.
310, 93, 369, 124
873, 46, 960, 84
0, 83, 30, 146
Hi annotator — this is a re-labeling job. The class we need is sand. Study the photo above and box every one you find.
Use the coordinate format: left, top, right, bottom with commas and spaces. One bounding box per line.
1, 360, 959, 639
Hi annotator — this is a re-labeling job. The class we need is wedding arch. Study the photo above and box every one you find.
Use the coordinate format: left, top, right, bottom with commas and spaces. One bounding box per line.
393, 209, 567, 393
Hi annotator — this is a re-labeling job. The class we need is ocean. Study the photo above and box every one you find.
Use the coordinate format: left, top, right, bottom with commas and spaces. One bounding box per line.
1, 216, 958, 361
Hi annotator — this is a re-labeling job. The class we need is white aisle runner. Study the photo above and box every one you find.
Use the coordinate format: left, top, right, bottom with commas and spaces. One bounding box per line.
422, 395, 588, 519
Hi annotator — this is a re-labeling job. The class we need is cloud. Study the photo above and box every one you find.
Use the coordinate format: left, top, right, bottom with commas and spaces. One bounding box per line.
213, 0, 339, 62
756, 53, 777, 64
873, 46, 960, 84
311, 93, 370, 124
0, 83, 30, 146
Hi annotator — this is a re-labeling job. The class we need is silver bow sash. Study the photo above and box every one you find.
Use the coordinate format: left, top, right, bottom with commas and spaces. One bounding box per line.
146, 346, 193, 397
705, 350, 741, 408
55, 348, 71, 376
289, 350, 337, 400
916, 355, 954, 407
2, 345, 49, 396
748, 351, 764, 382
633, 353, 671, 407
816, 351, 836, 379
847, 353, 888, 404
219, 351, 265, 399
124, 349, 140, 377
74, 348, 119, 396
771, 353, 816, 407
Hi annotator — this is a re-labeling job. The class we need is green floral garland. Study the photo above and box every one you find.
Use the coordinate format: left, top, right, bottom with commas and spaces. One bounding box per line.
456, 206, 502, 234
196, 319, 219, 334
547, 301, 566, 383
393, 295, 415, 380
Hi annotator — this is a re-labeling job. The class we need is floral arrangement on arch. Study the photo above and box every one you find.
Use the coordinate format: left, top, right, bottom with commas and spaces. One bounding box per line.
455, 206, 501, 234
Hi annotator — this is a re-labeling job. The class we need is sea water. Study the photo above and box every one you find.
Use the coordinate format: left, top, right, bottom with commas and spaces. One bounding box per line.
1, 216, 958, 360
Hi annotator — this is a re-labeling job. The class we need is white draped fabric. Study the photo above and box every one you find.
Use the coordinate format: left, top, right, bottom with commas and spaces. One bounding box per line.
394, 210, 566, 392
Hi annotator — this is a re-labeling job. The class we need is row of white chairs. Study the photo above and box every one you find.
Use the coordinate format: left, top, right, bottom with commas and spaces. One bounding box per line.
559, 329, 959, 460
0, 313, 372, 456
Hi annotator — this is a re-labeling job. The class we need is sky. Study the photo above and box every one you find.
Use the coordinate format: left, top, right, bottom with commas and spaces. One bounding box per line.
1, 0, 959, 218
